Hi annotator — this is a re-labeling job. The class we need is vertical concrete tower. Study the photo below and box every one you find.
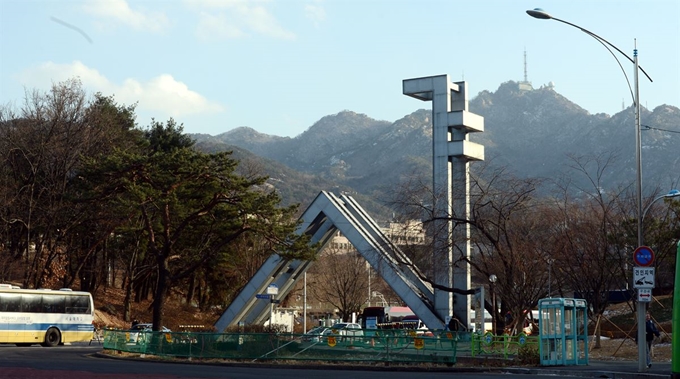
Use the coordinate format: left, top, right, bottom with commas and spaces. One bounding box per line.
403, 75, 484, 328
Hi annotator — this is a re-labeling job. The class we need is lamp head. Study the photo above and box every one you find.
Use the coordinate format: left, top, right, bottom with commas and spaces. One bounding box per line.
666, 189, 680, 197
526, 8, 552, 20
489, 274, 498, 283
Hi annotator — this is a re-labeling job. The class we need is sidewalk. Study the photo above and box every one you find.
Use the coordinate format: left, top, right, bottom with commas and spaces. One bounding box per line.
95, 349, 675, 378
501, 360, 673, 379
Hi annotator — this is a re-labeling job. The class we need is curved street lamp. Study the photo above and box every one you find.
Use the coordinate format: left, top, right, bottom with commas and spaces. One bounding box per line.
641, 189, 680, 242
641, 189, 680, 246
527, 8, 653, 372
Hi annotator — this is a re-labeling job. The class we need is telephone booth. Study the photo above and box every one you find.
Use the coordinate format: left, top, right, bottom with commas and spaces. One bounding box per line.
538, 298, 588, 366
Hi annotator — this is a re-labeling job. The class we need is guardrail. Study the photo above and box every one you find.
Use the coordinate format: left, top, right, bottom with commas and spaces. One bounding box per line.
470, 332, 538, 359
102, 328, 465, 364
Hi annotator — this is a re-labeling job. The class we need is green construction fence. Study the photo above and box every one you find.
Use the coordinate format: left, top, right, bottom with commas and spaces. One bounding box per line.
102, 328, 463, 364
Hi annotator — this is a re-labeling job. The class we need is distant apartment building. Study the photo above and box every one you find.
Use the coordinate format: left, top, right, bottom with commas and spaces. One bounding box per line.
328, 220, 426, 253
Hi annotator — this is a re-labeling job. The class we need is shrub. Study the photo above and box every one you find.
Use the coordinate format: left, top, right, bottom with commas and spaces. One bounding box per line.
516, 344, 540, 365
224, 323, 289, 334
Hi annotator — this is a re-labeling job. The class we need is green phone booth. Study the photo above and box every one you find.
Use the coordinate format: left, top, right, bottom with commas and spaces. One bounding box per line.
538, 298, 588, 366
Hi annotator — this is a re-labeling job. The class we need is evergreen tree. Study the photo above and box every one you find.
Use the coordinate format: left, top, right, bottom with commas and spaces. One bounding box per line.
81, 119, 314, 330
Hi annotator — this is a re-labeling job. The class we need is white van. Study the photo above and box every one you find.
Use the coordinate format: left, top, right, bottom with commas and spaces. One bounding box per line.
329, 322, 363, 337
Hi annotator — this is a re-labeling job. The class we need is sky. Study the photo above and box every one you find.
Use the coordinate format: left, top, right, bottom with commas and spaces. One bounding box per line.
1, 0, 678, 137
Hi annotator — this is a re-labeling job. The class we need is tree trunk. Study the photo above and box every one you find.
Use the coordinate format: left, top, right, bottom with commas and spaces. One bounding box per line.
594, 316, 602, 348
152, 258, 170, 331
123, 283, 132, 323
186, 273, 195, 305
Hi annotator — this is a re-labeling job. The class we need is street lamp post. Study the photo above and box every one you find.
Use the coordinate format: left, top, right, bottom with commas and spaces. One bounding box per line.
367, 264, 371, 307
547, 258, 554, 298
489, 274, 497, 335
527, 8, 653, 372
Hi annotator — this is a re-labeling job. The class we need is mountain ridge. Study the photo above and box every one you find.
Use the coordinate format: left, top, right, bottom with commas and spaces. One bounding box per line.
192, 80, 680, 219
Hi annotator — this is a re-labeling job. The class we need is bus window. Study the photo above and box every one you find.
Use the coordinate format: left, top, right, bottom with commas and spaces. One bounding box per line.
66, 295, 91, 314
43, 294, 66, 313
0, 294, 21, 312
21, 294, 43, 313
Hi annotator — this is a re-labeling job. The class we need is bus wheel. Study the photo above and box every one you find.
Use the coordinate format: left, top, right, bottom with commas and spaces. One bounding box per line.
42, 328, 61, 347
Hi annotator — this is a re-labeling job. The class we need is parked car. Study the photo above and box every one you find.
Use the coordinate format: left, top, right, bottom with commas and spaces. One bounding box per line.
329, 322, 363, 337
129, 323, 171, 343
301, 326, 330, 342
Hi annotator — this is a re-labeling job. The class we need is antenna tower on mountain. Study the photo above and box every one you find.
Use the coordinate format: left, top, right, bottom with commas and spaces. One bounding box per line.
519, 48, 533, 91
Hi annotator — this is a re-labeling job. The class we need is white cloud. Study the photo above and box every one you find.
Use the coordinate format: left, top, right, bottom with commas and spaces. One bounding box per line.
195, 12, 246, 41
83, 0, 170, 33
240, 4, 295, 40
187, 0, 295, 41
15, 61, 224, 118
305, 2, 326, 27
127, 74, 224, 117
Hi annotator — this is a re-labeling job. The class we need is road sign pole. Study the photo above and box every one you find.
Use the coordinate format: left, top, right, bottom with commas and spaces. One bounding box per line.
672, 240, 680, 379
632, 246, 655, 370
269, 298, 273, 331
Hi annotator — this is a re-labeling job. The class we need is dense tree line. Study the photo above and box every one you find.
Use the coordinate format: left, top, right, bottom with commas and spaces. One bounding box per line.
0, 80, 314, 330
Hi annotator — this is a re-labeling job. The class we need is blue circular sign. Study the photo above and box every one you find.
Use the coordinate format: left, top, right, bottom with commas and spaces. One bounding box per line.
633, 246, 654, 267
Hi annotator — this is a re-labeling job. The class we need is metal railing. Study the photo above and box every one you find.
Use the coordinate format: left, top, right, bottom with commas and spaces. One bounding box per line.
102, 328, 463, 364
470, 332, 538, 359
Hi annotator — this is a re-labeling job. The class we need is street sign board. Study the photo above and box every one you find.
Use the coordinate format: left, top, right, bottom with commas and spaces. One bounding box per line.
633, 246, 655, 267
637, 288, 652, 302
256, 294, 270, 300
632, 267, 655, 289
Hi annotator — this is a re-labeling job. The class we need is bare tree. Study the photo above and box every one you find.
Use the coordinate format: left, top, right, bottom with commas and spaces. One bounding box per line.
308, 248, 370, 321
385, 163, 550, 330
466, 165, 549, 333
550, 153, 631, 348
0, 79, 140, 292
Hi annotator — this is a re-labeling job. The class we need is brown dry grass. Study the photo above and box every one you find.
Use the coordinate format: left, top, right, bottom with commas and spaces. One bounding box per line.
93, 287, 219, 331
587, 336, 671, 362
586, 295, 673, 362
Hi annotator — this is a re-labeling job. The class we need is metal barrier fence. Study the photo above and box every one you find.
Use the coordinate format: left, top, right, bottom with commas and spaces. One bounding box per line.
102, 328, 463, 364
470, 332, 538, 359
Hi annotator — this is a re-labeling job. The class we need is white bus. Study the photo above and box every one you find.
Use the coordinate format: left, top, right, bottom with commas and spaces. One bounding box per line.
0, 284, 95, 347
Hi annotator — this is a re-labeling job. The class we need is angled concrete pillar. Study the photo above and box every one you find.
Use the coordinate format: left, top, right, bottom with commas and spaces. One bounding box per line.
403, 74, 484, 328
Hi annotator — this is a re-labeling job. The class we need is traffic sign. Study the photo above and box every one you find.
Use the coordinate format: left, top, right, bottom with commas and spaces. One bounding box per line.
633, 267, 655, 289
633, 246, 655, 267
255, 294, 270, 300
637, 288, 652, 302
